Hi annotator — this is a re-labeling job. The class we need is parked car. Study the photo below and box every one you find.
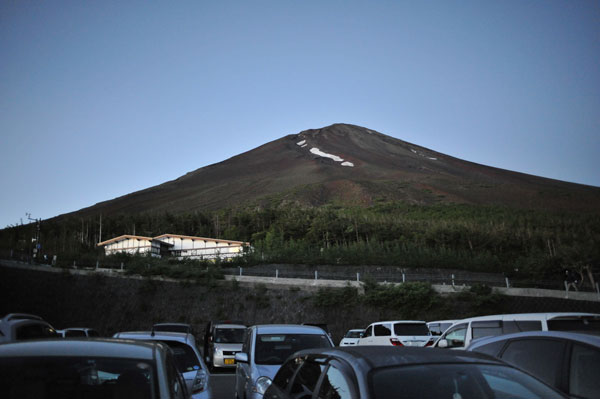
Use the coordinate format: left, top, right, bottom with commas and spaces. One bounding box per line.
427, 319, 457, 336
357, 320, 433, 347
433, 312, 600, 350
58, 327, 101, 338
204, 321, 246, 369
339, 329, 364, 346
263, 346, 567, 399
234, 324, 334, 399
113, 330, 211, 399
0, 313, 59, 343
0, 338, 190, 398
467, 330, 600, 399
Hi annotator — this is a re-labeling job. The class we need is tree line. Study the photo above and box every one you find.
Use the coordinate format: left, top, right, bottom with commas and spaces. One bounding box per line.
1, 201, 598, 283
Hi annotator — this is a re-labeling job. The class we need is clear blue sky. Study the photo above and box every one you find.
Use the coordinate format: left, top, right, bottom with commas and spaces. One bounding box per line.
1, 0, 599, 228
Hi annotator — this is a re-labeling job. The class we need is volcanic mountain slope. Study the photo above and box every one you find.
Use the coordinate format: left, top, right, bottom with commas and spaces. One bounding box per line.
72, 123, 600, 218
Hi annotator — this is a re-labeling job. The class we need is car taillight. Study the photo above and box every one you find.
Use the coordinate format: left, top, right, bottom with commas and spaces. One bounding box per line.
425, 339, 435, 347
192, 370, 207, 394
390, 338, 403, 346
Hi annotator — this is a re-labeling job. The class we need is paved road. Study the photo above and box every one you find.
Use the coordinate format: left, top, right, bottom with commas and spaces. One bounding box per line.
209, 368, 236, 398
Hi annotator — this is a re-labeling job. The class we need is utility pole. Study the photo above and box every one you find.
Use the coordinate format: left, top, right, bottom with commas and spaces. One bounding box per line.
26, 213, 41, 261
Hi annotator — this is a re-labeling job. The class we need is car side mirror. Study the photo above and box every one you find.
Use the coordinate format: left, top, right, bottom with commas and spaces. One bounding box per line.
438, 339, 448, 348
235, 352, 249, 363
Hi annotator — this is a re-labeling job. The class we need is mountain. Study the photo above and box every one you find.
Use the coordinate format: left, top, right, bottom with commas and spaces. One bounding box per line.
70, 123, 600, 218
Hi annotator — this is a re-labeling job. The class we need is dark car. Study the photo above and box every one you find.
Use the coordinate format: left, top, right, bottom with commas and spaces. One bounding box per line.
263, 346, 567, 399
467, 330, 600, 399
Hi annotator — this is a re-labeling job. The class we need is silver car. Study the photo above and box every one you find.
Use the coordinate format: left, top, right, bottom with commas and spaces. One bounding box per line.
207, 323, 246, 368
0, 338, 190, 398
234, 324, 334, 399
113, 330, 211, 399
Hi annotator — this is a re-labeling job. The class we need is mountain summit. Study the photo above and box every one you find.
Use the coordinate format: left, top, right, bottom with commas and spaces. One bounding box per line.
74, 124, 600, 217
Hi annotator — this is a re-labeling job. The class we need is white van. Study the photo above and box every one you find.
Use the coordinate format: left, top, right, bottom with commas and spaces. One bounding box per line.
357, 320, 432, 347
433, 312, 600, 350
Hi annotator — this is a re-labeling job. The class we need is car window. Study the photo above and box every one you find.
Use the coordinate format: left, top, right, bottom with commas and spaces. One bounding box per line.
374, 324, 391, 337
548, 318, 600, 335
65, 330, 87, 337
503, 320, 542, 334
272, 357, 302, 391
0, 356, 157, 399
471, 320, 502, 340
470, 340, 506, 357
443, 323, 467, 348
87, 330, 100, 337
215, 327, 245, 343
363, 325, 373, 338
159, 340, 200, 373
15, 323, 57, 340
345, 331, 362, 339
317, 362, 353, 399
372, 363, 563, 398
255, 334, 332, 365
500, 339, 564, 387
393, 323, 429, 336
166, 351, 187, 399
569, 343, 600, 399
290, 359, 325, 399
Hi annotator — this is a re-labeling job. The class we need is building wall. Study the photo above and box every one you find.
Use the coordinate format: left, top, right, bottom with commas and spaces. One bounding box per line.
104, 238, 153, 256
155, 236, 246, 260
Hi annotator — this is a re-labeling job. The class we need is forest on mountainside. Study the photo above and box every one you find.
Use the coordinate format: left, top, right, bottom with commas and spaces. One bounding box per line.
1, 201, 598, 283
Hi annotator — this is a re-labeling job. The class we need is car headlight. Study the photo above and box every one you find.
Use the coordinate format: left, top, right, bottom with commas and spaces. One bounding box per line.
215, 348, 222, 355
253, 376, 272, 395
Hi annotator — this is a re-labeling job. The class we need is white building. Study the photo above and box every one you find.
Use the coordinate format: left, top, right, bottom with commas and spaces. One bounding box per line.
97, 233, 249, 261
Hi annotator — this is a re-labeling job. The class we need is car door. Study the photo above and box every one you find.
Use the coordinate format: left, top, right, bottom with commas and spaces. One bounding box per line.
373, 323, 392, 346
358, 325, 373, 345
236, 328, 253, 398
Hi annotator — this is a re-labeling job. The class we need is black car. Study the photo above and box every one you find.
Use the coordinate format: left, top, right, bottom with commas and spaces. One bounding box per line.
263, 346, 567, 399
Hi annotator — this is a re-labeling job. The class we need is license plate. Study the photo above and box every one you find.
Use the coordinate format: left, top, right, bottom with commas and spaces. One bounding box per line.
225, 358, 235, 365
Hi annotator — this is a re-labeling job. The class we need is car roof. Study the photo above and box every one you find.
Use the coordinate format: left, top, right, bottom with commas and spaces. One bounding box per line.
254, 324, 331, 335
346, 329, 365, 332
369, 320, 426, 325
454, 312, 600, 324
113, 330, 195, 344
468, 330, 600, 350
0, 338, 162, 359
214, 324, 246, 329
295, 346, 506, 370
1, 313, 44, 322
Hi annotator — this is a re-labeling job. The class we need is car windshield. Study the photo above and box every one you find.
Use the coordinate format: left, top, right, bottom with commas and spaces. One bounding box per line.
393, 323, 430, 336
255, 334, 331, 365
215, 327, 245, 343
0, 356, 157, 399
371, 363, 564, 399
345, 331, 362, 338
159, 340, 201, 373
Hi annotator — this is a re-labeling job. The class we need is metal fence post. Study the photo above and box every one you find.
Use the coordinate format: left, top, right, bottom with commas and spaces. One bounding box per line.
239, 267, 243, 277
402, 273, 406, 283
96, 261, 99, 270
505, 277, 510, 288
357, 272, 360, 282
596, 282, 599, 299
120, 262, 124, 271
276, 269, 279, 279
451, 274, 455, 287
315, 271, 318, 280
